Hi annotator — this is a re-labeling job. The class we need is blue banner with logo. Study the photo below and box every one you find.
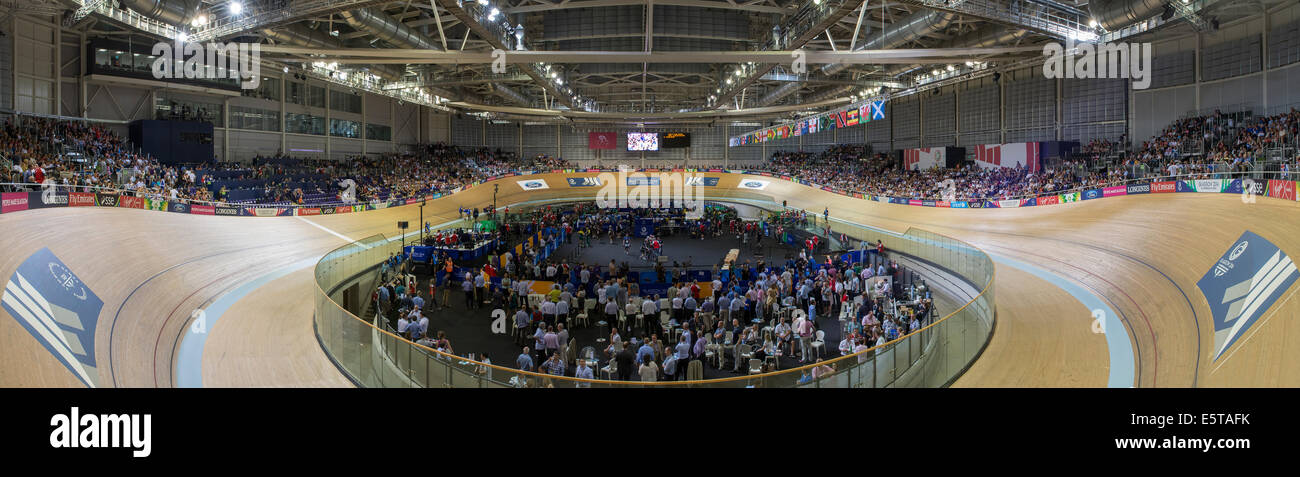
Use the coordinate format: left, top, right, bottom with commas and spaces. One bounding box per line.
567, 177, 603, 187
1176, 181, 1195, 193
1082, 189, 1103, 200
1197, 231, 1299, 362
0, 248, 104, 387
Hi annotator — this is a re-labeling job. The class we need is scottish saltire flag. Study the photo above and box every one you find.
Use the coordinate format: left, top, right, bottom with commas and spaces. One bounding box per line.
1, 248, 103, 387
1198, 231, 1299, 361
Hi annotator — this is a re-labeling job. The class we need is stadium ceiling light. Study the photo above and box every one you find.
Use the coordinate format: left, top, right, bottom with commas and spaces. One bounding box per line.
947, 65, 955, 71
1089, 19, 1099, 28
726, 78, 733, 84
177, 32, 189, 42
230, 2, 243, 15
478, 0, 488, 5
932, 69, 941, 75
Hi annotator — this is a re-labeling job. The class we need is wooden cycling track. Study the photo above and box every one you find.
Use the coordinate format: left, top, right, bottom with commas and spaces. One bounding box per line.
1, 172, 1296, 387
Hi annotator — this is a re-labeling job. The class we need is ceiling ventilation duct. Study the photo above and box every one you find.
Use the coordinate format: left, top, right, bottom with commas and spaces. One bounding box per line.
339, 8, 441, 51
121, 0, 200, 25
492, 83, 531, 107
1088, 0, 1167, 31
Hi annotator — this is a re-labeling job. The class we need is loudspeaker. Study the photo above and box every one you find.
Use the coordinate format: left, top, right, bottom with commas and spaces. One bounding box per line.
398, 221, 409, 229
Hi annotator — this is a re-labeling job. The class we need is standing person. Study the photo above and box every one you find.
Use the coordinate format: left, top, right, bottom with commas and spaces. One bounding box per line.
795, 310, 815, 363
573, 359, 594, 387
462, 273, 476, 309
623, 234, 631, 255
674, 336, 691, 381
517, 347, 535, 372
638, 356, 659, 382
616, 344, 635, 381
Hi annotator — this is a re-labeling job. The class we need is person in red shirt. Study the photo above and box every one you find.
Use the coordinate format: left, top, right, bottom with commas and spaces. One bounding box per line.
876, 240, 885, 256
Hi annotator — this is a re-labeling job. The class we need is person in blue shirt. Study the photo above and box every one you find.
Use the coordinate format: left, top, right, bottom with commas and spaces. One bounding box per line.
517, 347, 534, 371
636, 338, 656, 365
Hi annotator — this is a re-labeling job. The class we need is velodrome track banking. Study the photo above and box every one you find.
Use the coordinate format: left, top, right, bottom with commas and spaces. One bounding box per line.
1, 171, 1297, 388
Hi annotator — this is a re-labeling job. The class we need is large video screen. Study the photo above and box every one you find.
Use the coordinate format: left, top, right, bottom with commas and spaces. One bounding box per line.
627, 132, 659, 151
660, 132, 691, 148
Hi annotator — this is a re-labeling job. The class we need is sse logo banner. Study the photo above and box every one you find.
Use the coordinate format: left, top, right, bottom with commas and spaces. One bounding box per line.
0, 248, 104, 387
1198, 231, 1299, 361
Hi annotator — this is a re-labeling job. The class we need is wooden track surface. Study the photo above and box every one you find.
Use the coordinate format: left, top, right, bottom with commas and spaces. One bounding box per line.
1, 172, 1296, 387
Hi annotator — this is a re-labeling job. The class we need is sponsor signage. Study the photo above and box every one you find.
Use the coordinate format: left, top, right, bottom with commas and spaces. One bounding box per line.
167, 202, 191, 214
0, 247, 104, 387
567, 177, 602, 187
517, 179, 550, 190
2, 192, 29, 213
1102, 186, 1128, 197
297, 207, 322, 216
1060, 192, 1081, 203
251, 208, 280, 217
1176, 180, 1195, 193
1125, 183, 1151, 195
319, 206, 336, 215
998, 199, 1020, 208
922, 200, 937, 207
968, 201, 984, 208
1037, 195, 1059, 206
936, 200, 951, 208
1267, 180, 1297, 201
908, 199, 922, 206
95, 192, 120, 207
951, 201, 969, 208
190, 205, 215, 215
119, 196, 145, 209
1195, 179, 1223, 193
685, 177, 720, 187
737, 179, 770, 190
68, 192, 96, 207
27, 191, 68, 209
1151, 181, 1177, 193
1198, 231, 1298, 361
1082, 189, 1103, 200
626, 176, 660, 186
214, 206, 241, 216
143, 198, 168, 211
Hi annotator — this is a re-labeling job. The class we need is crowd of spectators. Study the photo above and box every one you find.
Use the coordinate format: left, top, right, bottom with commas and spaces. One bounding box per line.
5, 107, 1298, 207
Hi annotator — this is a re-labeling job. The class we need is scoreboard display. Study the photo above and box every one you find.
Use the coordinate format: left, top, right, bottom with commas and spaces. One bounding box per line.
660, 132, 691, 148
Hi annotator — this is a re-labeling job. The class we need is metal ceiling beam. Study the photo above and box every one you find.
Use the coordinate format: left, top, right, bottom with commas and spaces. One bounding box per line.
258, 45, 1038, 62
433, 0, 577, 109
709, 0, 866, 111
505, 0, 791, 15
188, 0, 398, 43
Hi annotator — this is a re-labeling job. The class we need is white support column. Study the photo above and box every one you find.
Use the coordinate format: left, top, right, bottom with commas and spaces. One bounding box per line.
999, 78, 1006, 143
361, 91, 367, 156
54, 22, 61, 117
222, 97, 230, 161
279, 78, 286, 156
1195, 32, 1203, 113
324, 83, 331, 160
79, 30, 87, 118
1055, 76, 1063, 141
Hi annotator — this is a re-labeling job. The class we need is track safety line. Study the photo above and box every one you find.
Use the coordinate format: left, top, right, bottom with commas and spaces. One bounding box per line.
296, 216, 356, 243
